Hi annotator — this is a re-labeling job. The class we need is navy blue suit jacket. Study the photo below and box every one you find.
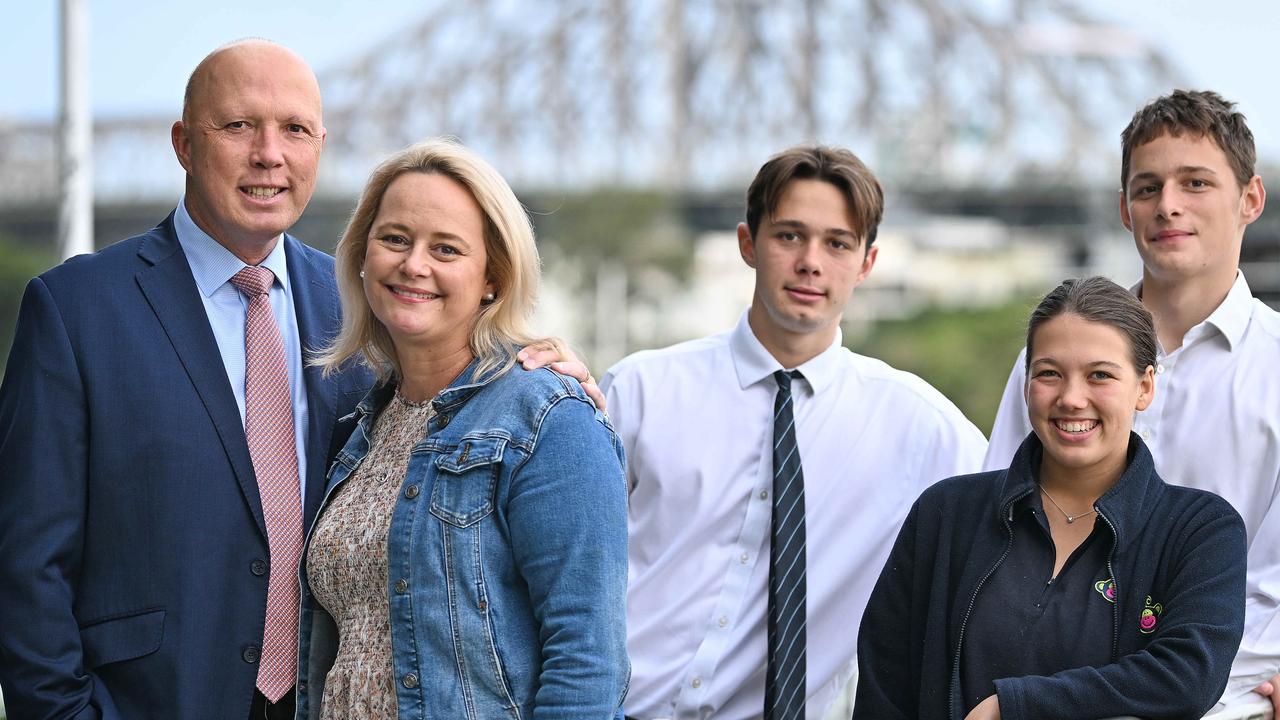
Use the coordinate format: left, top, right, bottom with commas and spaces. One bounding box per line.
0, 215, 370, 719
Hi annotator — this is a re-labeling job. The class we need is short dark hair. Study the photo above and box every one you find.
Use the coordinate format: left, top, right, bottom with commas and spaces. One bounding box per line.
1120, 89, 1256, 190
1026, 276, 1157, 375
745, 145, 884, 248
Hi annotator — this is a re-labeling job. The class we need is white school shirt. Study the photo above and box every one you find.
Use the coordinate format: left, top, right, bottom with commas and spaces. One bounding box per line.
602, 311, 988, 720
983, 272, 1280, 699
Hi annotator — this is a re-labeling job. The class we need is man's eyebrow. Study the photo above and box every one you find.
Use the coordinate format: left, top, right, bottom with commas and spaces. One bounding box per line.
1129, 165, 1220, 185
770, 218, 857, 238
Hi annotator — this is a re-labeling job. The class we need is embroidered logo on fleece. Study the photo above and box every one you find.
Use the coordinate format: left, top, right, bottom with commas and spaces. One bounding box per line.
1139, 595, 1163, 634
1094, 578, 1116, 603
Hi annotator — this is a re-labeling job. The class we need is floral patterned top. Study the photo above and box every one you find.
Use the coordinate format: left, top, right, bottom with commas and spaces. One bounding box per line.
306, 390, 434, 720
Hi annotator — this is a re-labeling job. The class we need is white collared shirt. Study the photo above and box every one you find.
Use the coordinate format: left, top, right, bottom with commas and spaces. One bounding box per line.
602, 311, 988, 720
984, 272, 1280, 698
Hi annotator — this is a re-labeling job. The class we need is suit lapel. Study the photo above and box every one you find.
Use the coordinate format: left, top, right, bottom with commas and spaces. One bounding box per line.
285, 235, 342, 530
134, 215, 267, 538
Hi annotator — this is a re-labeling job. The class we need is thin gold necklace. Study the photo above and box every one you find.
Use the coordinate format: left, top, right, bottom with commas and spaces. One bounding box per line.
1039, 486, 1097, 524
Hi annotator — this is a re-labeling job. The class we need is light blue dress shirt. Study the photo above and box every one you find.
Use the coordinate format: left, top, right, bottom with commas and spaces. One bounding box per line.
173, 198, 309, 502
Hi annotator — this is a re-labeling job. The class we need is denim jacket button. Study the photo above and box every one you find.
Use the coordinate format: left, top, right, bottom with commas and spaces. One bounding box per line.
298, 681, 308, 694
402, 672, 420, 689
438, 414, 450, 428
405, 484, 421, 499
478, 599, 488, 611
395, 579, 409, 594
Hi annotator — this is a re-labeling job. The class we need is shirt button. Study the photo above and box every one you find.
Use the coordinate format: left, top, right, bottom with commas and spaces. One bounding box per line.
402, 672, 420, 689
759, 489, 769, 500
739, 553, 749, 564
250, 559, 267, 576
405, 484, 421, 499
242, 646, 260, 664
718, 616, 729, 628
395, 579, 409, 594
691, 676, 702, 688
1141, 430, 1151, 441
1157, 364, 1166, 374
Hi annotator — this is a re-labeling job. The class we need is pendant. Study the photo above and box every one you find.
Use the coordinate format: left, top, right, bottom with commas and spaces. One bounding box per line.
1066, 515, 1076, 524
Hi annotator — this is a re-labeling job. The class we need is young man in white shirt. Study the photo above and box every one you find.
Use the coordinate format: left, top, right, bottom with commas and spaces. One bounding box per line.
984, 89, 1280, 715
602, 145, 988, 720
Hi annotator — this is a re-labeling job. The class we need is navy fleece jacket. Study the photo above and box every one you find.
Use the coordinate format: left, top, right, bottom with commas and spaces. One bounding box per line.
853, 433, 1246, 720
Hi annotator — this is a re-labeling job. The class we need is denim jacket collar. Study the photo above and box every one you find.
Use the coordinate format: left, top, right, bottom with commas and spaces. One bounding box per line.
352, 350, 519, 426
998, 432, 1163, 553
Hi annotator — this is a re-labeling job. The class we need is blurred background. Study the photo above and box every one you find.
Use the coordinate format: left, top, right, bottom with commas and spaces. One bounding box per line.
4, 0, 1280, 435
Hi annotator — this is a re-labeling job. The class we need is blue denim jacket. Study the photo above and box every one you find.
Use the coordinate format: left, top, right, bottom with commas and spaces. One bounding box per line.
296, 358, 630, 720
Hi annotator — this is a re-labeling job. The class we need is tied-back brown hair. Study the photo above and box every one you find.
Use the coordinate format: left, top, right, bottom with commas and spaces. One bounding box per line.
1120, 90, 1256, 190
1026, 276, 1157, 376
745, 145, 884, 249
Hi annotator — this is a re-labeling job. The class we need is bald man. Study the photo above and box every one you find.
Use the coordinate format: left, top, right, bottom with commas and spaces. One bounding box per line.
0, 41, 363, 719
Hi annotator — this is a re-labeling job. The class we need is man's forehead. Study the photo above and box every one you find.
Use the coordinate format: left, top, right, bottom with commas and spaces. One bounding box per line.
1127, 131, 1232, 175
767, 180, 858, 226
186, 41, 321, 114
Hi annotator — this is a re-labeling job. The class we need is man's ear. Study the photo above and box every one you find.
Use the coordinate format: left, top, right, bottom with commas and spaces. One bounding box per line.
853, 244, 878, 287
737, 222, 757, 268
1240, 175, 1266, 227
1119, 188, 1133, 233
172, 121, 193, 174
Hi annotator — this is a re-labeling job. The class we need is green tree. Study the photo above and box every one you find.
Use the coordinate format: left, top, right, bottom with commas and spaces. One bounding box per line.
848, 297, 1038, 434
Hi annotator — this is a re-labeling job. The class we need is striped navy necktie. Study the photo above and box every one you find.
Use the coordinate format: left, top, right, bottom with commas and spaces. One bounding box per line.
766, 369, 806, 719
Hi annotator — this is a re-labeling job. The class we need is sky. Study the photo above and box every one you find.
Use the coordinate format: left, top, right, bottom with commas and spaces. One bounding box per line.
3, 1, 1279, 160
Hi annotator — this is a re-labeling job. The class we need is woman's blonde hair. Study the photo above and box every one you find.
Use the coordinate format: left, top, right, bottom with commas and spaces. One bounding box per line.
315, 138, 543, 383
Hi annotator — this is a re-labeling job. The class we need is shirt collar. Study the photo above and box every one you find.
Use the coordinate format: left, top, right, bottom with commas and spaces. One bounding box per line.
173, 196, 289, 297
1130, 271, 1252, 352
1202, 271, 1253, 351
727, 310, 844, 395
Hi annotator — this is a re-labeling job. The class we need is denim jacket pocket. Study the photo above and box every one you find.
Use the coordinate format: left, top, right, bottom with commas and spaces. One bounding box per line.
430, 436, 506, 528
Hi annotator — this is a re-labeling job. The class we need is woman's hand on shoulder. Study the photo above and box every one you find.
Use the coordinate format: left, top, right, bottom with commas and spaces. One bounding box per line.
517, 342, 606, 411
964, 694, 1002, 720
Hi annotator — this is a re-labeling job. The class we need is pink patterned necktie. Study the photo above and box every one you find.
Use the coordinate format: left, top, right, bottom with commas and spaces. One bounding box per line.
229, 266, 303, 702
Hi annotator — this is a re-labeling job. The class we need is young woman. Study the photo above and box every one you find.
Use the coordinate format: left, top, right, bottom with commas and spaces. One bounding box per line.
854, 276, 1247, 720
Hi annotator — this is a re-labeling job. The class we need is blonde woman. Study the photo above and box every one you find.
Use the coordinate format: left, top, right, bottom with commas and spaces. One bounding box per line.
297, 139, 629, 720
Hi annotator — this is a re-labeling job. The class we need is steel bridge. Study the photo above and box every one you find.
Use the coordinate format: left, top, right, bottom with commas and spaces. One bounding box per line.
0, 0, 1178, 207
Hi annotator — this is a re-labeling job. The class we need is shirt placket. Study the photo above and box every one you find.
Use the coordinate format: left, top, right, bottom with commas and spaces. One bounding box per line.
671, 408, 775, 718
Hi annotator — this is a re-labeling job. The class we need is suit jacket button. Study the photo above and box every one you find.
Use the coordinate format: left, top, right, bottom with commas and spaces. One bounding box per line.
402, 672, 419, 689
250, 559, 267, 576
242, 646, 260, 664
405, 484, 420, 499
